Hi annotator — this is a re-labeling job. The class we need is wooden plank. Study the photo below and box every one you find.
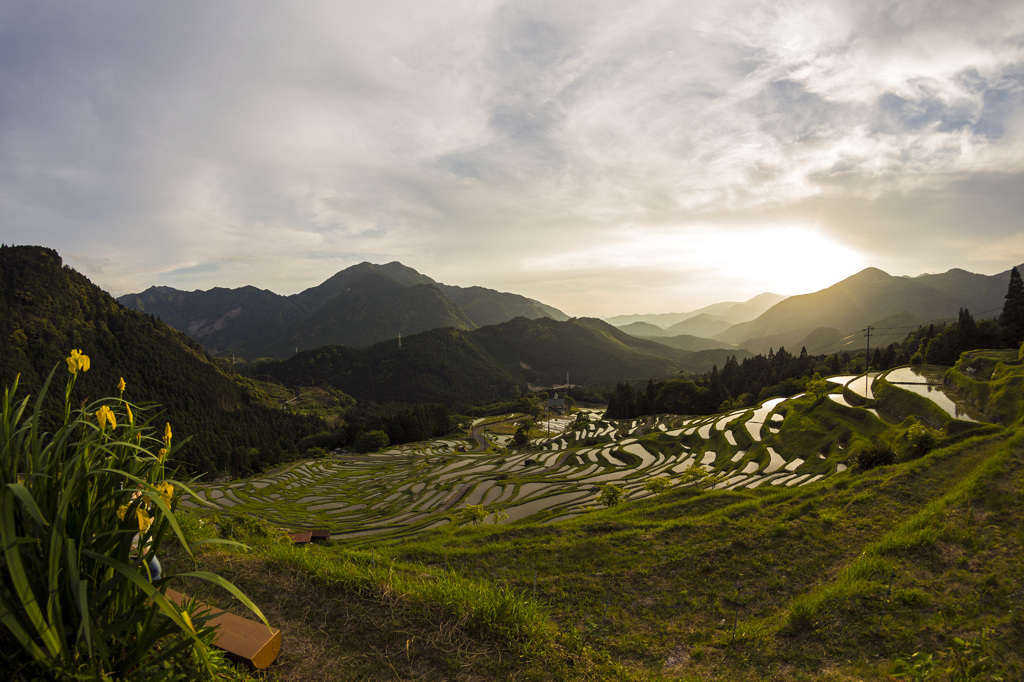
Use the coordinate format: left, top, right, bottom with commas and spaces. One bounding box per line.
289, 531, 312, 544
310, 529, 330, 542
166, 589, 281, 669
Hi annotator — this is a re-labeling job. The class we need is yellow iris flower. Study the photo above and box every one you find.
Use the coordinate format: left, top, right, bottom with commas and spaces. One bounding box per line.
163, 422, 172, 446
118, 377, 126, 393
96, 405, 116, 431
117, 503, 152, 531
156, 482, 174, 508
126, 403, 134, 426
66, 349, 90, 374
137, 507, 153, 532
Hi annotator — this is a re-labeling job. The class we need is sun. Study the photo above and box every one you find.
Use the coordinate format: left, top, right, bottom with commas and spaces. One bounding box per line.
526, 222, 869, 313
566, 223, 868, 296
708, 226, 869, 296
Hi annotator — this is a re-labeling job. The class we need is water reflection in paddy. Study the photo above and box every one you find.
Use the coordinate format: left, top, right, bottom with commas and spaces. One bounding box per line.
883, 367, 981, 422
502, 491, 592, 522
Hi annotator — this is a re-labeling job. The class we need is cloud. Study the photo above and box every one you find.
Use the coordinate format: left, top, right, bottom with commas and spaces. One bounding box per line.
2, 1, 1023, 314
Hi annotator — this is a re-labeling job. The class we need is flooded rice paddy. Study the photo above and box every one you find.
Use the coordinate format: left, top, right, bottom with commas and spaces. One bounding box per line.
184, 368, 983, 542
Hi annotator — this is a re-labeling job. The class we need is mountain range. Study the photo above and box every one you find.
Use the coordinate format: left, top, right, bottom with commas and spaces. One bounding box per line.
120, 262, 1021, 366
709, 266, 1020, 355
604, 292, 787, 332
3, 245, 738, 415
118, 262, 568, 359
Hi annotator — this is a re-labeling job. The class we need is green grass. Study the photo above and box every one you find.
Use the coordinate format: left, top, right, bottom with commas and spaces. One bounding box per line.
167, 355, 1024, 679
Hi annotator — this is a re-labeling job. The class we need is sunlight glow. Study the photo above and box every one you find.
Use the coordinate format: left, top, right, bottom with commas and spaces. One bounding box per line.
531, 224, 868, 298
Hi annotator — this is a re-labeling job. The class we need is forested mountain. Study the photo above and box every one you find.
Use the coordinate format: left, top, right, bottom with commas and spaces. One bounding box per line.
255, 327, 524, 408
271, 272, 475, 355
0, 245, 323, 476
254, 316, 733, 408
119, 261, 569, 359
715, 266, 1023, 354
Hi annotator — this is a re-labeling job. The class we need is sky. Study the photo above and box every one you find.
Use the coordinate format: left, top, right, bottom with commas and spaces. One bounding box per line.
2, 1, 1024, 318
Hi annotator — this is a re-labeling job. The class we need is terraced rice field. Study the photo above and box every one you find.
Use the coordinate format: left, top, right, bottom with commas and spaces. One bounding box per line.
184, 370, 967, 542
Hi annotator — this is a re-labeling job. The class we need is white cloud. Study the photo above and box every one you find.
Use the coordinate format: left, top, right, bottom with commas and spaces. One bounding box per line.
3, 0, 1024, 314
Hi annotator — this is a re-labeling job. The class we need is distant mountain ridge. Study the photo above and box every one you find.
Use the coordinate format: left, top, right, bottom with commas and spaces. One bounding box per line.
119, 261, 569, 359
119, 258, 1023, 368
605, 266, 1020, 358
715, 266, 1023, 354
603, 292, 786, 329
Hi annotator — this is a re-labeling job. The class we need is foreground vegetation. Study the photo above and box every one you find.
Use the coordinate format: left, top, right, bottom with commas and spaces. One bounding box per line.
0, 352, 263, 680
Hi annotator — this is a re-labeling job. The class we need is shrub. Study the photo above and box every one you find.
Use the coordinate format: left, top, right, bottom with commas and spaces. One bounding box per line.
173, 510, 217, 548
458, 504, 490, 525
856, 441, 896, 470
221, 511, 279, 542
303, 445, 328, 458
353, 429, 390, 453
596, 483, 628, 508
677, 464, 727, 489
900, 423, 939, 461
643, 476, 672, 496
0, 352, 266, 678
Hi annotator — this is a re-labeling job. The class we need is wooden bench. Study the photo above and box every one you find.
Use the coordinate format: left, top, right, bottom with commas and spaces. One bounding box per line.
166, 589, 281, 669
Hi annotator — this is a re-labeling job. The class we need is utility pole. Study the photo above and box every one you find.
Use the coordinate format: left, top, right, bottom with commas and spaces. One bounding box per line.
863, 326, 874, 396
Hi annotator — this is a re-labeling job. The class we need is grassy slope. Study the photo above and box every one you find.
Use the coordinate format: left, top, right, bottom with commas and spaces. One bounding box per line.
379, 430, 1021, 680
179, 352, 1024, 680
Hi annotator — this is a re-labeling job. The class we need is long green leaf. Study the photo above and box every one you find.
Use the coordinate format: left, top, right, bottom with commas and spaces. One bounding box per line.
63, 538, 93, 655
174, 570, 273, 630
28, 365, 58, 473
0, 599, 48, 660
81, 548, 215, 674
6, 482, 48, 528
0, 493, 63, 660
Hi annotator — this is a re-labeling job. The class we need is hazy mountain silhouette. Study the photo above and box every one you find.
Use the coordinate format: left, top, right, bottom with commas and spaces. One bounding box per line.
715, 266, 1021, 354
603, 292, 785, 329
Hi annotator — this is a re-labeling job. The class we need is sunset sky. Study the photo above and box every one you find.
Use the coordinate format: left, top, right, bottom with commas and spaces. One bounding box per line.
2, 1, 1023, 317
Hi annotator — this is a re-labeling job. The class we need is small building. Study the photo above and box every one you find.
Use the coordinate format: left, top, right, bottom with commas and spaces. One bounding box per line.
546, 394, 566, 414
